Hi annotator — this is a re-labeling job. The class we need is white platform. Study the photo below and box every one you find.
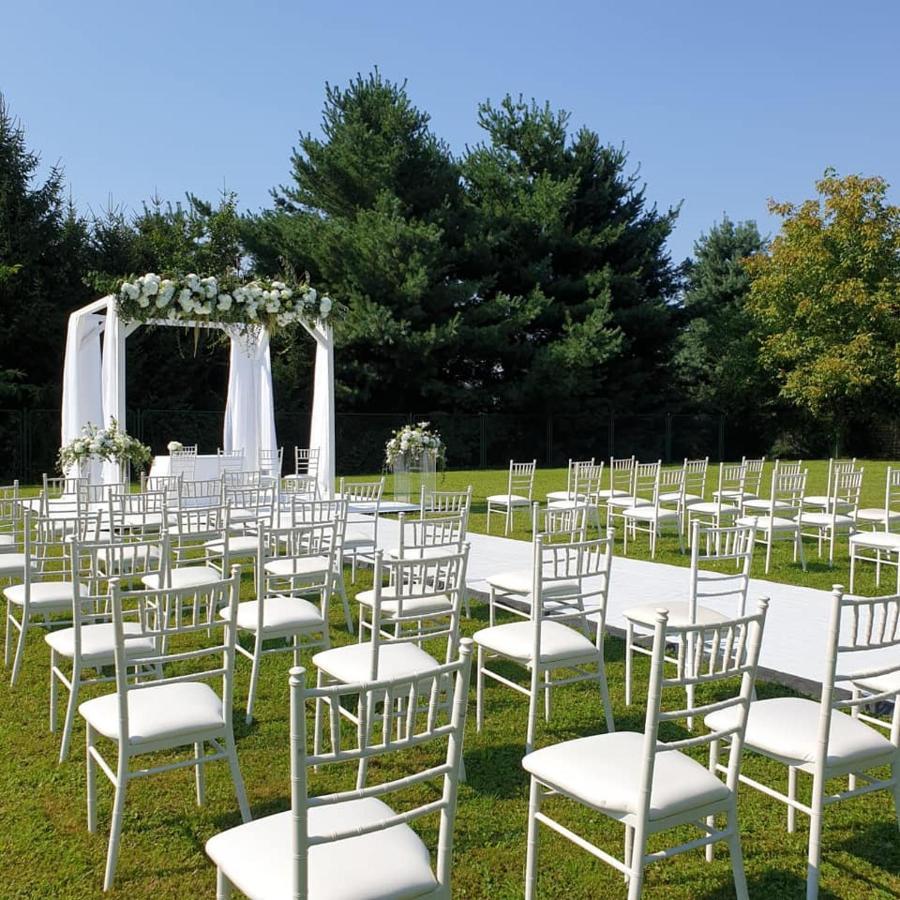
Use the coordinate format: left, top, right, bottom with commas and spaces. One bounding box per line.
373, 519, 896, 690
149, 454, 228, 481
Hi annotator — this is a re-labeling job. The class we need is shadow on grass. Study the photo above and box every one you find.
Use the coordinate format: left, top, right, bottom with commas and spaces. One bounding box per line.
694, 868, 840, 899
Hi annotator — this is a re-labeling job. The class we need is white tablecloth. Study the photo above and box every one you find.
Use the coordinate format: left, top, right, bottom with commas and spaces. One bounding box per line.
149, 455, 230, 482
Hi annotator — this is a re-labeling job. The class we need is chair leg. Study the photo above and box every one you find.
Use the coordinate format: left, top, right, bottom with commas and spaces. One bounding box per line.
225, 729, 251, 822
336, 575, 353, 633
624, 825, 633, 883
505, 506, 511, 537
706, 739, 720, 862
489, 587, 496, 627
3, 599, 11, 667
216, 867, 233, 899
624, 622, 634, 707
798, 527, 807, 572
103, 753, 129, 890
526, 666, 541, 753
625, 824, 647, 900
765, 532, 773, 574
524, 777, 542, 900
59, 665, 81, 762
195, 741, 206, 805
805, 775, 826, 900
313, 670, 325, 764
598, 661, 615, 733
727, 802, 750, 900
475, 645, 484, 733
246, 635, 262, 724
787, 765, 797, 832
9, 612, 27, 686
49, 649, 58, 733
891, 761, 900, 832
543, 670, 551, 723
86, 724, 98, 833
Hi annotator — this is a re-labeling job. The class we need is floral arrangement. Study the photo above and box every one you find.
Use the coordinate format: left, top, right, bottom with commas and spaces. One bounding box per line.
384, 421, 446, 468
58, 418, 152, 473
167, 441, 184, 453
115, 272, 337, 332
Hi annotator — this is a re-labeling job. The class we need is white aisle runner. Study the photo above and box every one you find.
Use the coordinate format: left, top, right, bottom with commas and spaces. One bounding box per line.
373, 518, 895, 690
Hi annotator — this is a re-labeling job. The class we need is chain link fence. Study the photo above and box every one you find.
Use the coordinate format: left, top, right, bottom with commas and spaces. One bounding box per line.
2, 407, 895, 483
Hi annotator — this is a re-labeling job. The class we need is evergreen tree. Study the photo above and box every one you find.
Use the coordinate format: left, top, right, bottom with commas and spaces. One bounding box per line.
674, 217, 773, 416
460, 96, 681, 414
0, 94, 91, 404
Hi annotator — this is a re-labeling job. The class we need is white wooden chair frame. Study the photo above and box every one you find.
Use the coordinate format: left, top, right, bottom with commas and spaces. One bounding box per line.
84, 569, 249, 890
799, 468, 864, 566
523, 600, 768, 900
849, 467, 900, 592
622, 465, 685, 558
487, 459, 537, 536
706, 587, 900, 899
476, 533, 615, 752
738, 468, 808, 574
339, 477, 385, 582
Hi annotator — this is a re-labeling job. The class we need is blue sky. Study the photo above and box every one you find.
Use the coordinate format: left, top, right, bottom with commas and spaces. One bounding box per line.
3, 0, 897, 263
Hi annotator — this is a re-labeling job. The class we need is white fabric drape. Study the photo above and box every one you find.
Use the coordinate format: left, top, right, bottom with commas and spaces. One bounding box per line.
61, 306, 104, 481
308, 323, 335, 498
223, 327, 278, 471
100, 297, 126, 484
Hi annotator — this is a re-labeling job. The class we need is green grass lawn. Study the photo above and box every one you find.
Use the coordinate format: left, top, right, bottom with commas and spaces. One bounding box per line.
1, 461, 898, 898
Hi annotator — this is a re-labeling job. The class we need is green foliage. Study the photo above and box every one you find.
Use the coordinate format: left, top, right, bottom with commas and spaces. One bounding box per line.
674, 217, 773, 414
746, 171, 900, 439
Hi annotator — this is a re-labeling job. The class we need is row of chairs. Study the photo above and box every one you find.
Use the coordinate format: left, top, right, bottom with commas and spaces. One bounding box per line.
168, 445, 319, 481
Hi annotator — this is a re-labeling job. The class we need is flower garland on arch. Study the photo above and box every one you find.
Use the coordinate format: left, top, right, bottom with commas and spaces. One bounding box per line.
115, 272, 337, 332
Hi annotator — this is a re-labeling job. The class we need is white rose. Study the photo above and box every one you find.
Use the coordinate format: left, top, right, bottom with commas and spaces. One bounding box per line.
178, 289, 193, 310
195, 303, 211, 316
167, 308, 179, 320
137, 295, 150, 307
305, 288, 317, 303
217, 293, 232, 311
186, 273, 200, 291
281, 287, 293, 300
265, 302, 279, 313
319, 296, 332, 316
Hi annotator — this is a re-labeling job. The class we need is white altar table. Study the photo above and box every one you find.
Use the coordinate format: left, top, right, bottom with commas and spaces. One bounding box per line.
149, 454, 234, 482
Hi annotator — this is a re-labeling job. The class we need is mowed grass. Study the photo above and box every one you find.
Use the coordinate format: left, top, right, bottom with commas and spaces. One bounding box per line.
0, 460, 898, 898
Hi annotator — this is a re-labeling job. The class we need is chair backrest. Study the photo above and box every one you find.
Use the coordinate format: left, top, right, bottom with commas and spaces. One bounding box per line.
825, 457, 858, 496
574, 462, 605, 501
422, 486, 473, 520
258, 446, 284, 477
223, 483, 276, 526
632, 461, 661, 501
340, 478, 385, 504
217, 448, 245, 475
42, 473, 86, 500
108, 490, 167, 537
532, 501, 589, 542
170, 447, 198, 480
765, 467, 808, 517
282, 474, 320, 502
79, 482, 125, 506
532, 532, 614, 646
109, 568, 241, 748
682, 457, 709, 499
223, 469, 261, 487
830, 468, 864, 519
714, 462, 747, 512
257, 519, 339, 606
294, 447, 320, 478
565, 458, 595, 494
178, 477, 223, 508
367, 548, 469, 663
397, 512, 465, 558
881, 467, 900, 526
773, 459, 804, 477
689, 522, 756, 620
21, 509, 101, 592
818, 587, 900, 773
287, 640, 473, 898
654, 466, 684, 507
608, 456, 636, 495
740, 456, 766, 495
0, 480, 21, 549
168, 505, 230, 564
638, 600, 768, 805
507, 460, 537, 499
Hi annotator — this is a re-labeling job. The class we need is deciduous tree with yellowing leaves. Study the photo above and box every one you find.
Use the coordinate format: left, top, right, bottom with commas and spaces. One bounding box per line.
745, 171, 900, 446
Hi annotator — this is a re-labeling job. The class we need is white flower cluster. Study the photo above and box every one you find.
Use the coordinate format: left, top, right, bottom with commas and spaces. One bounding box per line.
167, 440, 184, 453
58, 418, 152, 472
385, 421, 446, 468
117, 273, 334, 328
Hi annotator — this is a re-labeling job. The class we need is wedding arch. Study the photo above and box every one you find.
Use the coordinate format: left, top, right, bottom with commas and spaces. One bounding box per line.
60, 273, 336, 496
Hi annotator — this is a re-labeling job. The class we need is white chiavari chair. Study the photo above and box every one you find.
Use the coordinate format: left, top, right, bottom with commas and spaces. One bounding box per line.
258, 446, 284, 479
799, 468, 864, 566
171, 445, 198, 481
487, 459, 537, 536
607, 460, 660, 533
339, 477, 385, 582
738, 467, 808, 573
802, 457, 858, 512
524, 600, 768, 900
546, 457, 596, 504
849, 467, 900, 592
686, 462, 747, 540
216, 448, 245, 476
622, 465, 685, 558
80, 569, 249, 889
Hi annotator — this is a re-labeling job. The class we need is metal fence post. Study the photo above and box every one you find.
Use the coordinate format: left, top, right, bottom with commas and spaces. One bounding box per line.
479, 413, 487, 469
609, 409, 615, 459
546, 415, 554, 466
718, 415, 725, 462
664, 412, 672, 463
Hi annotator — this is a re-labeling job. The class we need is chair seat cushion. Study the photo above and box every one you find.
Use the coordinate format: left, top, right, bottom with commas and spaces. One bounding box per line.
313, 641, 441, 684
742, 499, 797, 514
659, 490, 696, 503
387, 545, 461, 561
264, 556, 330, 578
736, 514, 798, 531
713, 490, 757, 502
0, 534, 15, 546
607, 495, 649, 509
705, 697, 895, 768
97, 544, 163, 574
142, 566, 221, 589
855, 508, 900, 524
4, 580, 82, 609
622, 505, 677, 522
623, 600, 729, 628
855, 670, 900, 696
118, 512, 164, 529
689, 501, 738, 516
486, 569, 579, 597
798, 512, 855, 528
849, 531, 900, 551
46, 622, 156, 663
206, 535, 258, 556
0, 552, 30, 577
594, 489, 629, 499
226, 596, 324, 635
355, 586, 452, 617
206, 799, 437, 900
474, 620, 597, 664
343, 530, 374, 549
487, 494, 530, 506
523, 731, 730, 821
546, 490, 584, 502
79, 681, 224, 744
